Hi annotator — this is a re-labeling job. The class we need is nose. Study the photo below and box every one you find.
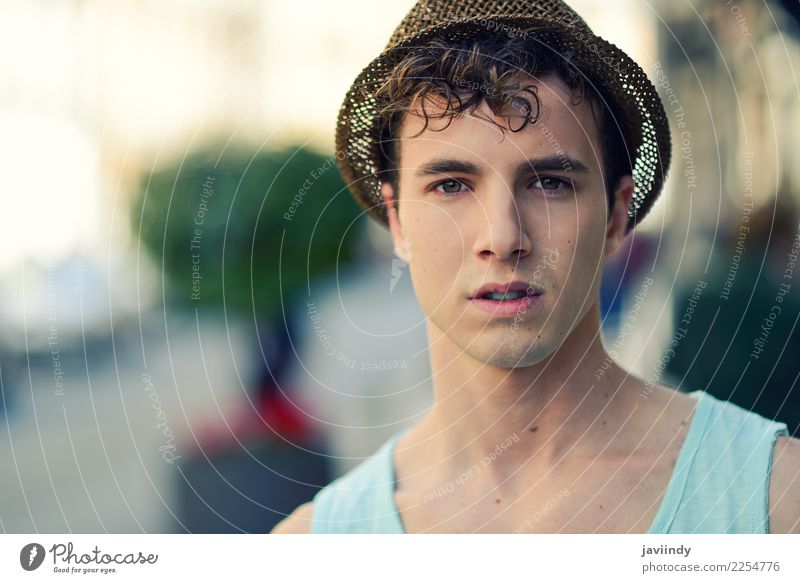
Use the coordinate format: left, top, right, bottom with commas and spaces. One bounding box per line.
472, 182, 532, 263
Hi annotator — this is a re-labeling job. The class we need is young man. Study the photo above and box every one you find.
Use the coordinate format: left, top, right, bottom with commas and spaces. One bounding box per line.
273, 0, 800, 533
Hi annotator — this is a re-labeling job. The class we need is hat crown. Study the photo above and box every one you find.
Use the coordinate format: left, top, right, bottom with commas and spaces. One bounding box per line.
387, 0, 591, 48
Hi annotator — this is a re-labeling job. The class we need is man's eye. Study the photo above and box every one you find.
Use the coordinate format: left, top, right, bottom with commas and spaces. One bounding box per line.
531, 176, 570, 193
431, 179, 466, 196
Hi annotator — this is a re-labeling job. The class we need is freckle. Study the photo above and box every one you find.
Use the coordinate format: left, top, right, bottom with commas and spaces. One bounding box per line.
602, 420, 607, 426
496, 499, 501, 504
530, 426, 538, 432
599, 504, 603, 509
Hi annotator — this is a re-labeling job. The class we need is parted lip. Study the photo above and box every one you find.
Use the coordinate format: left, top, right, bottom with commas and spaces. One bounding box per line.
470, 281, 544, 300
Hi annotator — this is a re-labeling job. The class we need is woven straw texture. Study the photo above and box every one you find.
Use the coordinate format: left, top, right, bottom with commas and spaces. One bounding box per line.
335, 0, 671, 234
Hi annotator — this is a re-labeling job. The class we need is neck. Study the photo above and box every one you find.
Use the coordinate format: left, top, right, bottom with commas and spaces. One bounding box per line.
416, 301, 640, 473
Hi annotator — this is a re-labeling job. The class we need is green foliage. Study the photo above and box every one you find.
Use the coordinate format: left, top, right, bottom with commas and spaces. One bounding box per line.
132, 146, 363, 319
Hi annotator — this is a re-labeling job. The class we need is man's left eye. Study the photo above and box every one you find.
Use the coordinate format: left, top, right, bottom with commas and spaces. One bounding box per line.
533, 177, 567, 190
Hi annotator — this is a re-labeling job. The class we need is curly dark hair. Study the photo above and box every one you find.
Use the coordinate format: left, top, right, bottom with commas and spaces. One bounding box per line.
374, 32, 633, 217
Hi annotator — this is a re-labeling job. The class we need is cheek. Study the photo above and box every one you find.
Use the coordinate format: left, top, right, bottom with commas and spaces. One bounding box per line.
403, 202, 466, 258
547, 191, 608, 250
556, 221, 606, 302
535, 208, 603, 293
405, 224, 464, 299
408, 230, 462, 273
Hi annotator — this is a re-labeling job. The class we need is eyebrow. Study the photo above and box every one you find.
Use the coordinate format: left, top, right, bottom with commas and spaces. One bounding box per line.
414, 155, 590, 178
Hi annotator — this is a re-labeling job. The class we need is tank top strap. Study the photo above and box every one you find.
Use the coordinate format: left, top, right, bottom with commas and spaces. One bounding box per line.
664, 390, 789, 533
310, 430, 407, 533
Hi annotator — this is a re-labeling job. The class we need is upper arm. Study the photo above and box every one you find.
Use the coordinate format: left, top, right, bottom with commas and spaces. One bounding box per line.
270, 502, 315, 534
768, 435, 800, 534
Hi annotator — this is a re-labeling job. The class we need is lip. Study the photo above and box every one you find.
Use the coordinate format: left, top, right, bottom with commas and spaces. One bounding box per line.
469, 281, 543, 300
470, 294, 541, 317
468, 280, 543, 318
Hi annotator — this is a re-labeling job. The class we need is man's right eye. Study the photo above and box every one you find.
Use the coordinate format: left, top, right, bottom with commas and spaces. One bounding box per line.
429, 178, 468, 197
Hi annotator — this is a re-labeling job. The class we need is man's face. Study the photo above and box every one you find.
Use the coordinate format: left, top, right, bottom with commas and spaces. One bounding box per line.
382, 73, 633, 368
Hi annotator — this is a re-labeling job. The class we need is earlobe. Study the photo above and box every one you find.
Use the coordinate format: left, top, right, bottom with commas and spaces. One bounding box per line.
381, 181, 410, 262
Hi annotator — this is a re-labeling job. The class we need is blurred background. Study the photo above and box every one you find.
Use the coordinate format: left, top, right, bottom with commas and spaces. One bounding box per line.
1, 0, 798, 533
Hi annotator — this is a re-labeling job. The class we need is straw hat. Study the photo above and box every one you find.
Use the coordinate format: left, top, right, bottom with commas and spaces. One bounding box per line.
335, 0, 671, 234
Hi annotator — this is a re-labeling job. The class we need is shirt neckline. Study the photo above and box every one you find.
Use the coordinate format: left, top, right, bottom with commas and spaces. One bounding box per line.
381, 389, 712, 534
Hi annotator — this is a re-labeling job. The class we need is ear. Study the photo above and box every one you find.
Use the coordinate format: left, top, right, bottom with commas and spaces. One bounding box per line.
381, 181, 411, 262
604, 175, 635, 258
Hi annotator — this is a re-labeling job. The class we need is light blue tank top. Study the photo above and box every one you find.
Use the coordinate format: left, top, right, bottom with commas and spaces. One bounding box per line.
310, 390, 789, 533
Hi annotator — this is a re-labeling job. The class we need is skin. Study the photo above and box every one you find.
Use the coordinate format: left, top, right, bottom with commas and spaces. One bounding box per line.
272, 73, 800, 534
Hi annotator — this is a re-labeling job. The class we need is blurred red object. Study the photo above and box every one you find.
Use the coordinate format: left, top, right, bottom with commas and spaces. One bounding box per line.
188, 384, 318, 456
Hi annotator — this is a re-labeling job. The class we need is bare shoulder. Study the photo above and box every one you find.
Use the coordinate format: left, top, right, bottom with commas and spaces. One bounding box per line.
769, 435, 800, 534
270, 502, 315, 534
639, 384, 698, 424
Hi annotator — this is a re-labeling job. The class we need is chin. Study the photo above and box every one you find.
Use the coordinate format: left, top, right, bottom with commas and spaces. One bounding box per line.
463, 332, 553, 369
